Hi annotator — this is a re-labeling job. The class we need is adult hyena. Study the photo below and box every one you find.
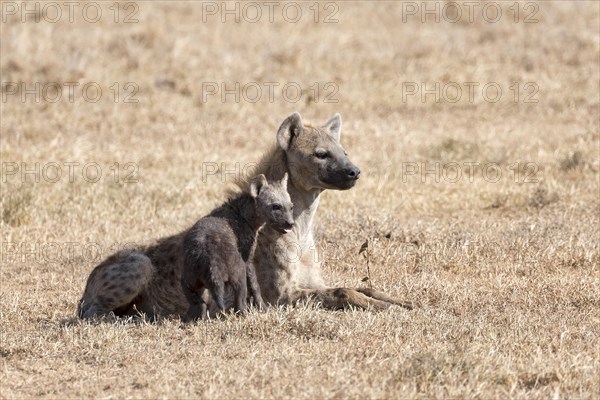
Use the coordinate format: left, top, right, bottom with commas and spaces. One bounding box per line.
77, 113, 411, 319
242, 112, 412, 310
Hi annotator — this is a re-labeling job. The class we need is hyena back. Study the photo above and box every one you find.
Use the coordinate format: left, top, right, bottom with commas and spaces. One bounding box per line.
78, 233, 190, 319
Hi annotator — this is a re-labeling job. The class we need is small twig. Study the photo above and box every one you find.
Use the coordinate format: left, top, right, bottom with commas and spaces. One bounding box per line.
359, 238, 373, 288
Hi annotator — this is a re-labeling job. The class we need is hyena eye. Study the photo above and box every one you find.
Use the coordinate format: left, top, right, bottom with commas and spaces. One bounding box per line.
271, 204, 282, 211
314, 151, 329, 159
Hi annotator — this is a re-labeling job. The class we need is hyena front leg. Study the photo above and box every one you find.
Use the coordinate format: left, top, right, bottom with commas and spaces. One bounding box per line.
182, 283, 209, 321
355, 287, 414, 310
78, 250, 154, 319
289, 288, 412, 311
233, 274, 248, 316
246, 261, 265, 310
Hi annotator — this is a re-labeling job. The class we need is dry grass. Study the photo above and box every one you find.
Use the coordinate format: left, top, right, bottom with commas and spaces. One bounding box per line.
1, 1, 599, 398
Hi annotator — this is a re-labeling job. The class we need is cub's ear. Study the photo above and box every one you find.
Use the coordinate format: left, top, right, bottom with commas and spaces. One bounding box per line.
250, 174, 268, 198
281, 172, 289, 189
323, 113, 342, 142
277, 112, 303, 151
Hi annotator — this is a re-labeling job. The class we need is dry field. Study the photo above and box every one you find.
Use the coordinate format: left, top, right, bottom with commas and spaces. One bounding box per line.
1, 1, 599, 398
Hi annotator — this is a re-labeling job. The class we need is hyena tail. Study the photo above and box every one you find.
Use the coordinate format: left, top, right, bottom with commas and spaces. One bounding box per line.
77, 250, 154, 319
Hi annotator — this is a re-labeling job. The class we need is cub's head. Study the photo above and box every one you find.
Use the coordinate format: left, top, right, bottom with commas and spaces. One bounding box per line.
250, 173, 294, 234
276, 112, 360, 191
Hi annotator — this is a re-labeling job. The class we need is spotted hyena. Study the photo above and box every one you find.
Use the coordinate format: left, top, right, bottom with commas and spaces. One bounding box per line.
182, 173, 293, 320
77, 112, 412, 320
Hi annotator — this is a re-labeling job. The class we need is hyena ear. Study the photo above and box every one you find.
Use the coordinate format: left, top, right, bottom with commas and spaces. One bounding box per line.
277, 112, 303, 151
323, 113, 342, 142
281, 172, 289, 189
250, 174, 268, 198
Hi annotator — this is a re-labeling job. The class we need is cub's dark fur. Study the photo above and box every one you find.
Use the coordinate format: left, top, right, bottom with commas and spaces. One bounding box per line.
182, 174, 293, 319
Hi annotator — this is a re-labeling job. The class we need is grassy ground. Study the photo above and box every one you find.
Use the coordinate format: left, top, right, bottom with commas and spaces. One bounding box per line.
1, 1, 599, 398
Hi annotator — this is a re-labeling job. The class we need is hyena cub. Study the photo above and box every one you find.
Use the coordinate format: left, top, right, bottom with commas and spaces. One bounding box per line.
182, 173, 294, 320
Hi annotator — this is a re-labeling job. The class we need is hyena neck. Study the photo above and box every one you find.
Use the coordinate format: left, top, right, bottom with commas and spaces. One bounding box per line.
228, 192, 264, 232
288, 178, 321, 236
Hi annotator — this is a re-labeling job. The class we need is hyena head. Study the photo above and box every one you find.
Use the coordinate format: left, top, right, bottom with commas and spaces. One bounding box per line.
250, 173, 295, 234
276, 112, 360, 191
